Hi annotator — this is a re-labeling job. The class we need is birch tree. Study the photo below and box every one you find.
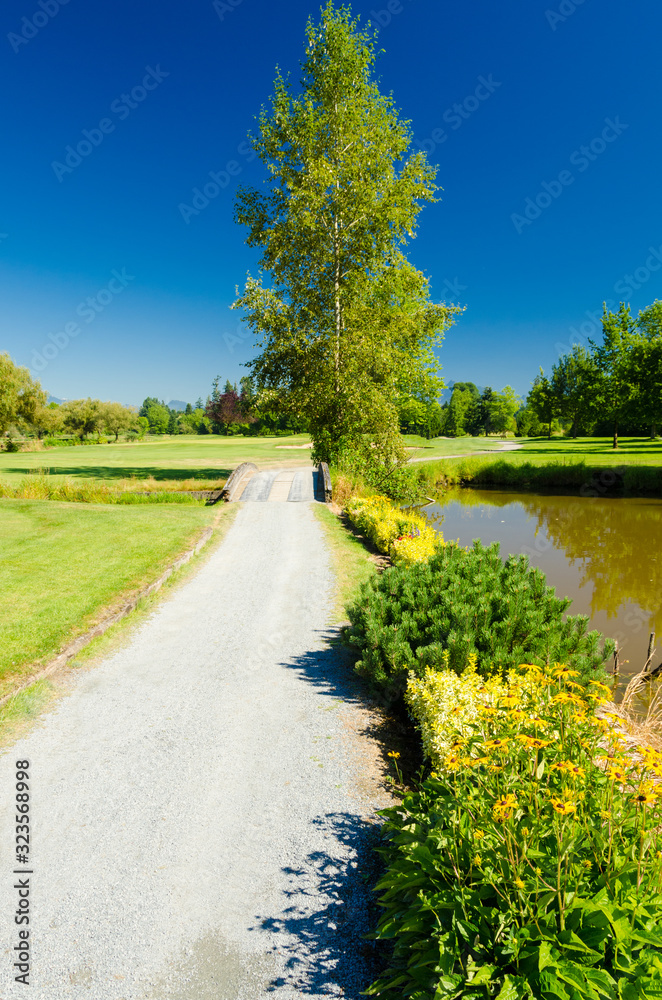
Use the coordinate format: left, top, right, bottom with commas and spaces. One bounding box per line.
233, 2, 459, 463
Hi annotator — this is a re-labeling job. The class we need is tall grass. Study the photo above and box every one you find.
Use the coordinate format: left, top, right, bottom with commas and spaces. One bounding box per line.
415, 456, 662, 493
0, 476, 207, 504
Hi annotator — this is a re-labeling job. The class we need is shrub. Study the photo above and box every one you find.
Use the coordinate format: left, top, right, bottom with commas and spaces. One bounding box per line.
368, 664, 662, 1000
345, 495, 441, 566
346, 540, 613, 701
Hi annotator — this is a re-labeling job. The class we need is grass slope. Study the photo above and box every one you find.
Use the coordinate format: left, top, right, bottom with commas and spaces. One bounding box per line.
0, 498, 218, 698
0, 434, 313, 488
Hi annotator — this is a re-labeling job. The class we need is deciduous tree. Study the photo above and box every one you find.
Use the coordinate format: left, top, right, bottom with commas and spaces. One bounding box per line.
0, 353, 45, 435
232, 2, 459, 464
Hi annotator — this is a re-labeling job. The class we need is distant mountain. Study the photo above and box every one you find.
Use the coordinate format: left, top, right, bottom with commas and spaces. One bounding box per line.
47, 394, 64, 404
167, 400, 189, 411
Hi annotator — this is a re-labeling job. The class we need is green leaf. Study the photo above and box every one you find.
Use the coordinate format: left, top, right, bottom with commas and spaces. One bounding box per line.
538, 972, 571, 1000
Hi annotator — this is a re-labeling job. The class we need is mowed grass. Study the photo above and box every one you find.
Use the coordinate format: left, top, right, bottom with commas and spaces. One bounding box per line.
413, 437, 662, 493
402, 435, 511, 459
0, 434, 314, 488
0, 498, 218, 698
514, 436, 662, 464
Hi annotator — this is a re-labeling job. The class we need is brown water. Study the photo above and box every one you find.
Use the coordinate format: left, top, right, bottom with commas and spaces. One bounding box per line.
426, 489, 662, 679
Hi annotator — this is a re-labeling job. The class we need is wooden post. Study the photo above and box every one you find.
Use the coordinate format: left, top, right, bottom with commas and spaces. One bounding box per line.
613, 640, 619, 679
645, 632, 656, 674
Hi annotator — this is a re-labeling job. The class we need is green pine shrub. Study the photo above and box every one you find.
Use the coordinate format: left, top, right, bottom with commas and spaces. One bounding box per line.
346, 540, 613, 701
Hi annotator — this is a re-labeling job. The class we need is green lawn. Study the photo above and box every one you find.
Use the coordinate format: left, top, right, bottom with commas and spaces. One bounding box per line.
410, 437, 662, 492
402, 435, 511, 459
0, 498, 219, 698
0, 434, 314, 488
513, 436, 662, 465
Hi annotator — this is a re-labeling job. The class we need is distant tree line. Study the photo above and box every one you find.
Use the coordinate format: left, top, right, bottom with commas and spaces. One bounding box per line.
399, 382, 521, 439
525, 300, 662, 447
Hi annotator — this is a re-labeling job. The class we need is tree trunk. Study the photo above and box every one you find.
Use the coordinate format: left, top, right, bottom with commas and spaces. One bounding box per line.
612, 420, 618, 450
651, 422, 657, 440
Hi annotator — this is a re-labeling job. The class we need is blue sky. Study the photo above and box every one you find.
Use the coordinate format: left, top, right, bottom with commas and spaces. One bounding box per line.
2, 0, 661, 405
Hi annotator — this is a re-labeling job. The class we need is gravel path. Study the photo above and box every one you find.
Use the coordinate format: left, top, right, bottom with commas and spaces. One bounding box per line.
0, 502, 390, 999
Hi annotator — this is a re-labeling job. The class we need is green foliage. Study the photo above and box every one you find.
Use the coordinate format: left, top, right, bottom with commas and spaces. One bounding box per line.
232, 1, 459, 463
346, 540, 613, 702
0, 353, 46, 435
367, 665, 662, 1000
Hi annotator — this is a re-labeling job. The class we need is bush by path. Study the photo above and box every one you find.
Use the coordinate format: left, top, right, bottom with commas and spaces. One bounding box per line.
346, 540, 613, 702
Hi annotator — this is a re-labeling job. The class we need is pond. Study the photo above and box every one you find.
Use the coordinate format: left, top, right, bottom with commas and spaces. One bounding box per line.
425, 489, 662, 681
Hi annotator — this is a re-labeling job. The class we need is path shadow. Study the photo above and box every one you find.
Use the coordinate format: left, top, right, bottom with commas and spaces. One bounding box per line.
253, 811, 389, 998
282, 632, 426, 786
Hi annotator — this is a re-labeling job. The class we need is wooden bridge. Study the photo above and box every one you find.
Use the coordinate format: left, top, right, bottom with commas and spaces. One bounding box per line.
220, 462, 332, 503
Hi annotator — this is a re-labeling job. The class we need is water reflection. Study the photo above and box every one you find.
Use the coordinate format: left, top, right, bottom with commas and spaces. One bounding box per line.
426, 489, 662, 678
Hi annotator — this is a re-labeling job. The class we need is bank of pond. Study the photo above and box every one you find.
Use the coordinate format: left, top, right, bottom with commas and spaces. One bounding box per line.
342, 492, 662, 999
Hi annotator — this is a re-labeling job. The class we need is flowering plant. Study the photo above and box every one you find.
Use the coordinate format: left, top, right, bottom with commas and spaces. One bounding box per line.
368, 664, 662, 999
344, 495, 441, 565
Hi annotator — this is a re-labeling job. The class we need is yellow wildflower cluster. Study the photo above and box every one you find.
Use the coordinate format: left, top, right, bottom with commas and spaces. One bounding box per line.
344, 495, 442, 565
405, 661, 548, 766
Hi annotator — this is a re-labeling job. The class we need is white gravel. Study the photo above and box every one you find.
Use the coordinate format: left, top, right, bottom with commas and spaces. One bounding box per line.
0, 502, 387, 999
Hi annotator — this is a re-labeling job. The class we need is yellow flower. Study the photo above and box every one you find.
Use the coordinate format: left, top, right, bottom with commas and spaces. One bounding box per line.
517, 735, 552, 749
550, 797, 577, 815
552, 665, 580, 679
514, 877, 525, 889
483, 738, 510, 752
635, 784, 659, 805
466, 756, 490, 768
500, 695, 520, 708
521, 827, 530, 837
529, 716, 550, 729
535, 867, 542, 876
474, 830, 485, 840
589, 680, 611, 694
492, 793, 518, 820
509, 709, 527, 722
551, 760, 586, 779
387, 751, 401, 759
582, 859, 592, 868
552, 692, 585, 707
606, 765, 627, 782
443, 754, 462, 771
473, 854, 482, 866
518, 663, 541, 672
